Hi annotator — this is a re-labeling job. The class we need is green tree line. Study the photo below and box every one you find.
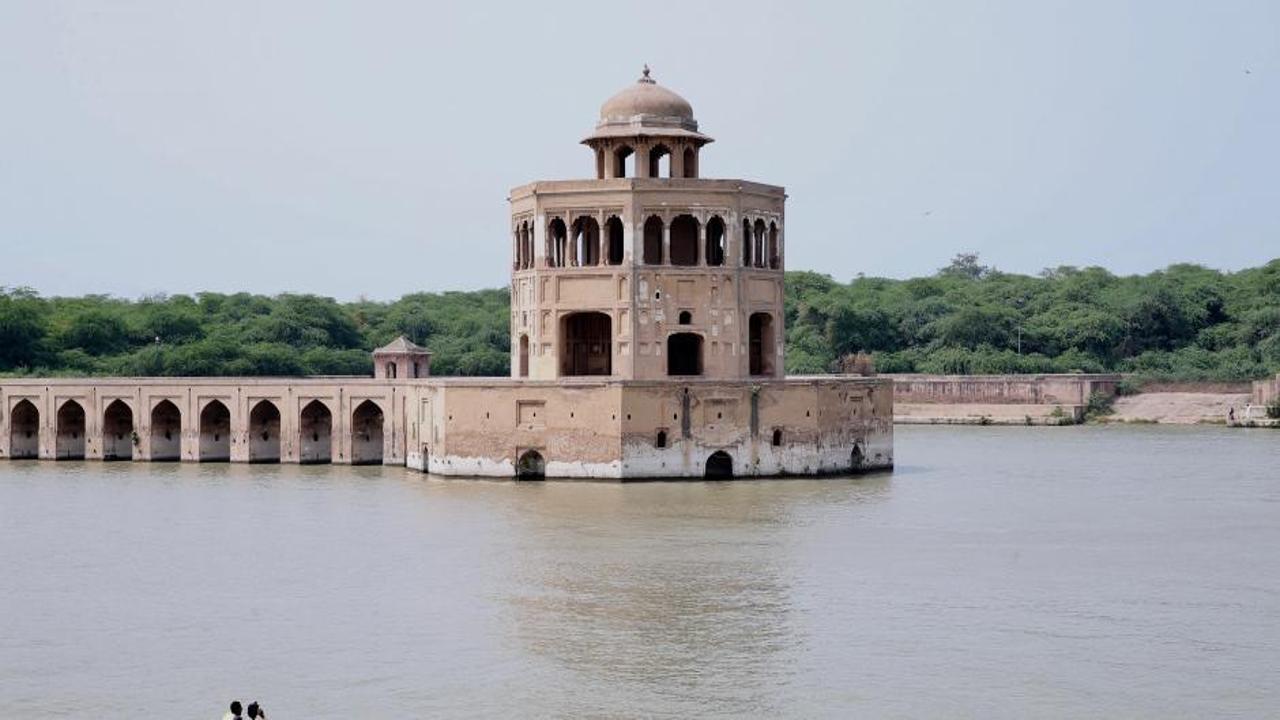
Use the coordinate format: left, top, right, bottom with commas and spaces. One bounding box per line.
2, 255, 1278, 381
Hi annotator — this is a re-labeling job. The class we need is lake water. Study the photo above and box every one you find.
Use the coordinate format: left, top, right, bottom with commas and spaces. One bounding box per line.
2, 425, 1278, 718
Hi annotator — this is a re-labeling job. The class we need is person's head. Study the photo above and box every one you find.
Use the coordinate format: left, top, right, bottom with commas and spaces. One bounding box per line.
230, 700, 243, 716
247, 702, 260, 718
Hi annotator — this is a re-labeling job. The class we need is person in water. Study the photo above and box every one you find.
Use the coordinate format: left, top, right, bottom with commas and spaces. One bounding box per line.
222, 700, 243, 720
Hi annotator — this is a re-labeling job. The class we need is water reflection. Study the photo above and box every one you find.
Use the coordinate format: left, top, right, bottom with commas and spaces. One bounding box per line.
500, 477, 892, 716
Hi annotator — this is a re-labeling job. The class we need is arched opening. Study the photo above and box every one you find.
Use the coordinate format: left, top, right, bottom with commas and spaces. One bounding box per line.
199, 400, 231, 462
571, 216, 601, 267
753, 219, 767, 268
769, 221, 780, 269
517, 449, 545, 479
149, 400, 181, 461
9, 399, 39, 459
56, 400, 85, 460
669, 215, 699, 266
547, 218, 568, 267
851, 444, 864, 471
605, 216, 624, 265
520, 222, 531, 269
412, 361, 422, 378
742, 219, 753, 266
512, 228, 520, 271
518, 334, 530, 378
648, 144, 671, 178
351, 400, 384, 466
682, 146, 697, 178
386, 362, 397, 380
667, 332, 704, 376
705, 451, 734, 479
749, 312, 776, 376
705, 216, 725, 266
613, 145, 634, 178
299, 400, 333, 464
596, 148, 605, 179
248, 400, 281, 464
655, 430, 667, 449
102, 399, 134, 461
560, 311, 612, 376
420, 444, 431, 473
772, 428, 783, 447
643, 215, 663, 265
678, 310, 692, 325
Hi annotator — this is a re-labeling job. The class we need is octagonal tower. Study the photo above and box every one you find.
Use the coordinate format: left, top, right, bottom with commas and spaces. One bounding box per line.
510, 67, 786, 381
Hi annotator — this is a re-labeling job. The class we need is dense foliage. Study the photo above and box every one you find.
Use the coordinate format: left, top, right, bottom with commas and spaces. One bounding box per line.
785, 254, 1280, 381
2, 255, 1277, 381
0, 289, 510, 377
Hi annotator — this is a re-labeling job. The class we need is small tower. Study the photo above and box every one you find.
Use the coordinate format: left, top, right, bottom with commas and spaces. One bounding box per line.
509, 67, 785, 382
372, 336, 431, 380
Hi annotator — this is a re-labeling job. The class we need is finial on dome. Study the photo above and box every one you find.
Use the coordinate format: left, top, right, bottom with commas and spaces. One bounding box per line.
640, 64, 654, 84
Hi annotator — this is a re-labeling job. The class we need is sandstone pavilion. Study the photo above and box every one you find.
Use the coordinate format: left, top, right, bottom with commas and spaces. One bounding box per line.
0, 68, 893, 479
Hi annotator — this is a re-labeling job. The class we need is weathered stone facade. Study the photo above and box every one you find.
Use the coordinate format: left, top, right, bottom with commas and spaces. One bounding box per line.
0, 69, 894, 479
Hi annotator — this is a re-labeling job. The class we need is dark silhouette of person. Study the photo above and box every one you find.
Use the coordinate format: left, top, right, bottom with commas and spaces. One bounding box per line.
224, 700, 243, 720
247, 702, 266, 719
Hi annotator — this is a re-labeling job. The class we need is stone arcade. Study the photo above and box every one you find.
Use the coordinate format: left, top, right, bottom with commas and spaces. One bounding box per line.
0, 70, 894, 479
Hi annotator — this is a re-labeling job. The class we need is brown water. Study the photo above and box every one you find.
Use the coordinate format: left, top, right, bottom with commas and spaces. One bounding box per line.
2, 425, 1278, 718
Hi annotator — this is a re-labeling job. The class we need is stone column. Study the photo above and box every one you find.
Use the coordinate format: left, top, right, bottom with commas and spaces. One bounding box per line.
661, 220, 670, 265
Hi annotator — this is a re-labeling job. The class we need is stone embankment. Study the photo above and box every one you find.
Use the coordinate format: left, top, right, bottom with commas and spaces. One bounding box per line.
890, 374, 1280, 427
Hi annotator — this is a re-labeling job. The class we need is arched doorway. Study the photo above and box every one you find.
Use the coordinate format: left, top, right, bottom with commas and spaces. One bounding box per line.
669, 214, 699, 266
102, 399, 134, 461
56, 400, 86, 460
851, 444, 864, 471
299, 400, 333, 464
667, 333, 704, 376
705, 451, 734, 479
560, 312, 612, 376
749, 313, 776, 376
9, 399, 39, 459
351, 400, 384, 465
199, 400, 231, 462
248, 400, 281, 463
149, 400, 181, 461
517, 449, 545, 479
518, 334, 530, 378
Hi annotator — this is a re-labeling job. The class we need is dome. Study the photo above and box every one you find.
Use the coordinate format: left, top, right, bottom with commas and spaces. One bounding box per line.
600, 67, 694, 125
585, 66, 711, 144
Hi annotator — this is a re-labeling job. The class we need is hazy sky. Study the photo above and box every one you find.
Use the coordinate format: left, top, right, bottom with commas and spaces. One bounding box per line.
2, 1, 1277, 300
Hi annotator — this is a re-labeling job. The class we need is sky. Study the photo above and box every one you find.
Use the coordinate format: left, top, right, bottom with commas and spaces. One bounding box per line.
1, 1, 1277, 300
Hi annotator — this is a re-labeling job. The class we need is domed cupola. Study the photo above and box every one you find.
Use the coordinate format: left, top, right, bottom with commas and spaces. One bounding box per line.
584, 66, 712, 179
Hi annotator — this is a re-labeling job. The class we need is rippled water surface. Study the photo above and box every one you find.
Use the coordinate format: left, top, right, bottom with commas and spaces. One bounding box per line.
2, 425, 1279, 718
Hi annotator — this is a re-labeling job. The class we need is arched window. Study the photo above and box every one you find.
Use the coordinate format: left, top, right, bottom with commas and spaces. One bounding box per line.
386, 361, 397, 379
613, 145, 634, 178
772, 428, 783, 447
518, 334, 530, 378
649, 144, 671, 178
571, 216, 601, 267
705, 216, 725, 266
669, 214, 699, 266
547, 218, 568, 268
753, 219, 767, 268
605, 216, 624, 265
678, 310, 692, 325
769, 221, 780, 269
742, 219, 752, 266
655, 430, 667, 448
643, 216, 664, 265
520, 221, 531, 270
